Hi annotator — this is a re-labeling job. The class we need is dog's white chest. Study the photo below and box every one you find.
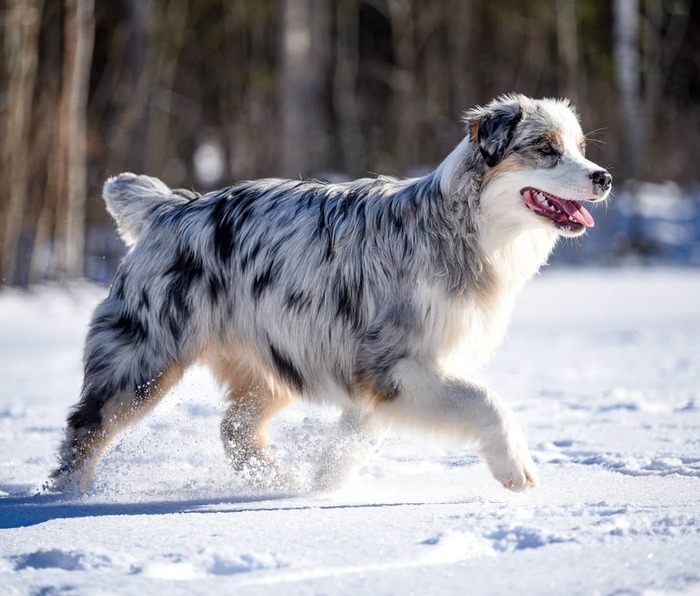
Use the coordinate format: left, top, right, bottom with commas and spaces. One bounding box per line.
442, 294, 515, 376
414, 282, 513, 377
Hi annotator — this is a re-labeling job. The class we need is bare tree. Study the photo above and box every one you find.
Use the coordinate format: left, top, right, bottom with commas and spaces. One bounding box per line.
642, 0, 691, 132
388, 0, 420, 171
447, 0, 476, 110
1, 0, 43, 284
145, 0, 189, 177
334, 0, 363, 176
556, 0, 580, 103
278, 0, 332, 177
614, 0, 644, 177
51, 0, 95, 278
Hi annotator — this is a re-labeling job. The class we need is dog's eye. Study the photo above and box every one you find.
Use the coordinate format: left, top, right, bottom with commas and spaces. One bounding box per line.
539, 143, 556, 156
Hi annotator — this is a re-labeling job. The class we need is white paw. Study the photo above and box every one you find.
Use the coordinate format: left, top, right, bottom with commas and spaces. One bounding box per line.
480, 427, 539, 492
490, 452, 538, 492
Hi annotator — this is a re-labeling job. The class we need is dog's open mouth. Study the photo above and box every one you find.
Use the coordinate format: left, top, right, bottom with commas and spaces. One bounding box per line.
520, 187, 595, 231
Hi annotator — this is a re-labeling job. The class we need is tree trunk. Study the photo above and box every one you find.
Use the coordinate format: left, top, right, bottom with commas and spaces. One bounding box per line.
1, 0, 43, 285
334, 0, 363, 177
278, 0, 331, 177
388, 0, 419, 172
145, 0, 189, 177
642, 0, 691, 136
556, 0, 579, 103
614, 0, 643, 177
53, 0, 95, 279
447, 0, 476, 113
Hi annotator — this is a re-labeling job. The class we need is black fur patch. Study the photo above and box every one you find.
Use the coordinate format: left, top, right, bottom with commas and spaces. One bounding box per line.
67, 389, 106, 429
252, 260, 279, 300
268, 341, 305, 392
167, 246, 205, 280
162, 246, 205, 343
92, 310, 147, 344
113, 312, 147, 343
334, 271, 363, 329
240, 239, 262, 273
477, 104, 523, 167
68, 367, 126, 430
210, 196, 237, 263
207, 274, 225, 304
316, 194, 334, 260
285, 289, 312, 313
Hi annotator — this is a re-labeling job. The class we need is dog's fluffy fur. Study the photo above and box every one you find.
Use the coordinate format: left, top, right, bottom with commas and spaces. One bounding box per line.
50, 94, 611, 493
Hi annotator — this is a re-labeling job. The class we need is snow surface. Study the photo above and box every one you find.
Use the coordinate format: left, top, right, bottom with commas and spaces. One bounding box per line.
1, 269, 699, 595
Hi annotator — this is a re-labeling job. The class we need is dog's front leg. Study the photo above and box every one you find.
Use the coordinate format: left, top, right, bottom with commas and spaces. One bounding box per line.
374, 360, 538, 492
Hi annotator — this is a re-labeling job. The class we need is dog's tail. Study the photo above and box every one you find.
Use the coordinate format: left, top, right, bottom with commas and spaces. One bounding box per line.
103, 173, 197, 247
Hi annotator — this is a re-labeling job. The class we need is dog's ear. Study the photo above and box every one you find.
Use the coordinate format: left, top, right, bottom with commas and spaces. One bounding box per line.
466, 100, 523, 168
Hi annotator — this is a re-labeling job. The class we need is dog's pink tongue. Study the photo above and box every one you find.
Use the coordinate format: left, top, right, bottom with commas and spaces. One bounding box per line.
560, 199, 595, 228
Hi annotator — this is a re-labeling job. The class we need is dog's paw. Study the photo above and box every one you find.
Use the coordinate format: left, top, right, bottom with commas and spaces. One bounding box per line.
480, 428, 539, 493
494, 457, 538, 492
487, 450, 538, 492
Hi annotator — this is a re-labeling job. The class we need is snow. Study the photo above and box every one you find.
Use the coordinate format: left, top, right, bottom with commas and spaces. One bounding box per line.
1, 269, 699, 595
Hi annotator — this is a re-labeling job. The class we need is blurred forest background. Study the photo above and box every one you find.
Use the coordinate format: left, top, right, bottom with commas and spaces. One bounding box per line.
1, 0, 699, 286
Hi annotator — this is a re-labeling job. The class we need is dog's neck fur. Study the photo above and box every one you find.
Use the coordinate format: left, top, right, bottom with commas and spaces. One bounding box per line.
478, 188, 559, 293
435, 136, 558, 296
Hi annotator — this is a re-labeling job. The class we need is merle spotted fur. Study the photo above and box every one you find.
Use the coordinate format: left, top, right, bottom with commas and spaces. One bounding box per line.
51, 94, 611, 493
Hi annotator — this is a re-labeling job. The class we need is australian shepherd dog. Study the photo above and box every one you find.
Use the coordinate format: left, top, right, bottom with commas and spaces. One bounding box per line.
50, 94, 611, 493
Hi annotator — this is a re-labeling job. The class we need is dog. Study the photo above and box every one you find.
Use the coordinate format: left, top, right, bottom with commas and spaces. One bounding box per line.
50, 94, 611, 493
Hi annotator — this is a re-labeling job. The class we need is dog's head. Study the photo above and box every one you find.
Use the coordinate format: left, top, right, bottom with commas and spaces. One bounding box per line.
464, 94, 611, 238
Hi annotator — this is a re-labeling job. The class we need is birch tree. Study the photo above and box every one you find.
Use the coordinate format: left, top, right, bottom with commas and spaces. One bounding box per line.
279, 0, 332, 177
614, 0, 643, 177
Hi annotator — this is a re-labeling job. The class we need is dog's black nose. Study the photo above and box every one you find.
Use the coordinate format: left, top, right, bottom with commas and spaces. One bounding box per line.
591, 169, 612, 192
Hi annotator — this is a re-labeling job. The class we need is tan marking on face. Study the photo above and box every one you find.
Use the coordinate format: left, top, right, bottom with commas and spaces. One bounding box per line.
482, 152, 531, 186
545, 129, 564, 150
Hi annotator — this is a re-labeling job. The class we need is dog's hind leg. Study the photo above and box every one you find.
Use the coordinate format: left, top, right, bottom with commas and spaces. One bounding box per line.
313, 406, 386, 492
371, 359, 538, 492
50, 297, 191, 493
205, 350, 295, 482
219, 389, 294, 484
